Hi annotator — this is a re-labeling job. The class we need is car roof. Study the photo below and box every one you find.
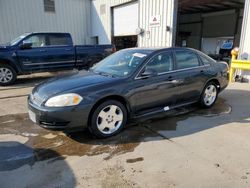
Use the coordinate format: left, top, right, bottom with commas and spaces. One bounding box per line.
26, 32, 70, 35
121, 47, 199, 53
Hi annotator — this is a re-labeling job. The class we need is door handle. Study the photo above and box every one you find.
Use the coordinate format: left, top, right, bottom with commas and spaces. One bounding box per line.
39, 49, 46, 52
65, 48, 72, 51
168, 76, 173, 81
167, 76, 177, 83
200, 70, 204, 73
167, 76, 182, 84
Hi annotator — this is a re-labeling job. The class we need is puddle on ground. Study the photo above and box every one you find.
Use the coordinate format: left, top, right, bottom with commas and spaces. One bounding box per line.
126, 157, 144, 163
144, 98, 231, 132
0, 98, 231, 171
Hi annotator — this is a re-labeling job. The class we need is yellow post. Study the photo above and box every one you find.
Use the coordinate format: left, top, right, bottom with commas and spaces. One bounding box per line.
229, 48, 239, 82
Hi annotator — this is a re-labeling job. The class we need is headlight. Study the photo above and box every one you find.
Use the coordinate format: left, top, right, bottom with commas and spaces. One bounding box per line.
45, 93, 83, 107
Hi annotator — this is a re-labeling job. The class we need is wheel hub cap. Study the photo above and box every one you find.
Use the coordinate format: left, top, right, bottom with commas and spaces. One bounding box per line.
0, 68, 13, 83
204, 85, 217, 106
97, 105, 123, 135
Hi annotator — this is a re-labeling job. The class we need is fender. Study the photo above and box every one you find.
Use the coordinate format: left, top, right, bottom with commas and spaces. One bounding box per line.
0, 58, 22, 74
203, 77, 221, 92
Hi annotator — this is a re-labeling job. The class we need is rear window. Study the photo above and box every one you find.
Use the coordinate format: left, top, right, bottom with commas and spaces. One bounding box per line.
175, 51, 200, 69
48, 34, 70, 46
198, 52, 216, 65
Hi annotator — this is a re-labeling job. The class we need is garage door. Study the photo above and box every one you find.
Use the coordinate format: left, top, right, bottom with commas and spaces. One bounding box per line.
113, 2, 138, 36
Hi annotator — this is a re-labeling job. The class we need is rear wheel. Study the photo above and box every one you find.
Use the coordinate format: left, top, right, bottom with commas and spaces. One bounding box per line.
200, 82, 218, 108
88, 100, 127, 138
0, 64, 17, 86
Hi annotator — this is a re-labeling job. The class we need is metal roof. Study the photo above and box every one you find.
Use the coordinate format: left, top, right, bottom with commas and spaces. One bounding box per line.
179, 0, 245, 14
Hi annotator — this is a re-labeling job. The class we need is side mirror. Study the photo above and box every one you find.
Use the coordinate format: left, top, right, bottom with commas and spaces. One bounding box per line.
19, 42, 32, 49
141, 68, 157, 78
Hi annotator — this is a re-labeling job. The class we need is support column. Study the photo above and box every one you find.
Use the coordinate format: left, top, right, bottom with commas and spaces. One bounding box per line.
239, 0, 250, 80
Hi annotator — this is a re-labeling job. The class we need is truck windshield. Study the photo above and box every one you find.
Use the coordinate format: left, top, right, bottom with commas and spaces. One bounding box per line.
10, 34, 29, 45
91, 50, 152, 77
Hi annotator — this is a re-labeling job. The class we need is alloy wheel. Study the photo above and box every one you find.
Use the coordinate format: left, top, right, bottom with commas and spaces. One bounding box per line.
203, 84, 217, 106
96, 105, 124, 135
0, 67, 13, 83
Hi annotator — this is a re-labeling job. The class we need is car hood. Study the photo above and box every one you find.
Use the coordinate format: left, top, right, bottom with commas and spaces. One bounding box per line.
0, 45, 11, 51
33, 70, 116, 99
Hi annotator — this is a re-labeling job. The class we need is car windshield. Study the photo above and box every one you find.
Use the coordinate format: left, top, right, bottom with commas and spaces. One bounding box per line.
91, 50, 152, 77
10, 34, 29, 45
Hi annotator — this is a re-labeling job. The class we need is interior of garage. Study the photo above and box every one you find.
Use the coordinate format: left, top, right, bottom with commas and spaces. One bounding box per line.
177, 0, 245, 62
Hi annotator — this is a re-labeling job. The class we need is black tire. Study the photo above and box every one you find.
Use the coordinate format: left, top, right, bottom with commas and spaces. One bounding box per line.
0, 64, 17, 86
200, 81, 218, 108
88, 100, 128, 138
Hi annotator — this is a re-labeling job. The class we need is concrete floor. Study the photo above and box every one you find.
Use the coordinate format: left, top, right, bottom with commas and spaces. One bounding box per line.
0, 73, 250, 188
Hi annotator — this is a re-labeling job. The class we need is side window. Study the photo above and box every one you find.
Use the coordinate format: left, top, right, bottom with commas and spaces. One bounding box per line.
23, 35, 46, 47
175, 51, 200, 69
199, 54, 214, 65
145, 52, 174, 74
48, 34, 69, 46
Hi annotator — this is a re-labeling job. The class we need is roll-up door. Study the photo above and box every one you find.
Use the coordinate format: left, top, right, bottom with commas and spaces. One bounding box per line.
113, 2, 139, 36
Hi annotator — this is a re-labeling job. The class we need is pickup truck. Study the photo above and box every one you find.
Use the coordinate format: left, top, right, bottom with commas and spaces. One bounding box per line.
0, 32, 115, 85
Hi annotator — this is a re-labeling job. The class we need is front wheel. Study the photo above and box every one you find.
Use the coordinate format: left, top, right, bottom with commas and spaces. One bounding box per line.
0, 64, 17, 86
88, 100, 127, 138
200, 82, 218, 108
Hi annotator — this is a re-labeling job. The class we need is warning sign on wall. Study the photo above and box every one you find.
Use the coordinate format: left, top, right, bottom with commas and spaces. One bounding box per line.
149, 15, 161, 27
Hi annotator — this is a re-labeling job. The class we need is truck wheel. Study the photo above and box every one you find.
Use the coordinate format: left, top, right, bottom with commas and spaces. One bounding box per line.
88, 100, 127, 138
200, 82, 218, 108
0, 64, 17, 86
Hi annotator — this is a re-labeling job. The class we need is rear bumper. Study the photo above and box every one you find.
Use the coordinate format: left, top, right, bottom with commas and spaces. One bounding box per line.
219, 74, 229, 92
28, 96, 92, 131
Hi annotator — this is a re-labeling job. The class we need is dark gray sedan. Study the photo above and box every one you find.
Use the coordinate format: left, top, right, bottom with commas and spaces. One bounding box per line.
28, 47, 229, 138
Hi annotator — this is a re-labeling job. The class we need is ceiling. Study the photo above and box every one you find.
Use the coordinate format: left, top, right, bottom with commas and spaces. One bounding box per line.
179, 0, 245, 14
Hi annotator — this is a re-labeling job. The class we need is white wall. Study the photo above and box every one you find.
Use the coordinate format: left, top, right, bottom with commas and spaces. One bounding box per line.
0, 0, 91, 45
239, 0, 250, 79
138, 0, 177, 47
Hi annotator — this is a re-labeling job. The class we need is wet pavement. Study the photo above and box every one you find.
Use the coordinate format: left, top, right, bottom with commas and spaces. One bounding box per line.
0, 98, 231, 172
1, 80, 250, 188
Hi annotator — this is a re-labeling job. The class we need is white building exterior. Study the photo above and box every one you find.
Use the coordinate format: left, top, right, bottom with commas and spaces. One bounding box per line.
0, 0, 92, 45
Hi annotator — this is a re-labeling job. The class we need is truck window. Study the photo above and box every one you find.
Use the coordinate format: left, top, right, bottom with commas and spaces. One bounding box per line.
48, 34, 70, 46
23, 35, 46, 47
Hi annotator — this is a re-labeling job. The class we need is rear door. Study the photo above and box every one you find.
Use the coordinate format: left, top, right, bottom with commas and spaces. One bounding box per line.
45, 33, 75, 69
173, 49, 208, 104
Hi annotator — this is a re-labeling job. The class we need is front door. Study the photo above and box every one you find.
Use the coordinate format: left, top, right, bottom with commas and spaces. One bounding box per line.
17, 34, 48, 72
132, 51, 181, 114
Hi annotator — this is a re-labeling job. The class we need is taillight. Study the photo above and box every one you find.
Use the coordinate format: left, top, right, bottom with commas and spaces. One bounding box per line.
112, 46, 116, 53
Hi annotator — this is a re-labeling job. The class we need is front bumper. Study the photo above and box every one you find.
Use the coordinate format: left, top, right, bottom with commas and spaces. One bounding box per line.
28, 96, 92, 131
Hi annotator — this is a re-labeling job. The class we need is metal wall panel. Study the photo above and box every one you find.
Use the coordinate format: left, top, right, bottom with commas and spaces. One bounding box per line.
138, 0, 177, 47
0, 0, 91, 44
91, 0, 177, 47
239, 0, 250, 78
